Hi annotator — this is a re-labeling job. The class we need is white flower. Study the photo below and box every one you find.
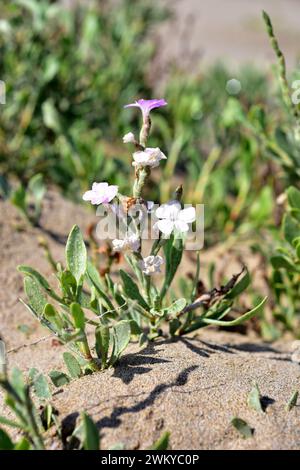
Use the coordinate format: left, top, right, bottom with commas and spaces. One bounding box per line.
123, 132, 135, 144
154, 200, 196, 236
82, 182, 118, 205
112, 234, 140, 253
132, 147, 167, 168
139, 255, 164, 275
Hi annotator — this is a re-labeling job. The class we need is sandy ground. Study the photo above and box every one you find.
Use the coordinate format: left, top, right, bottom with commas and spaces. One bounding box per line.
0, 191, 299, 449
49, 331, 300, 450
155, 0, 300, 72
5, 330, 300, 450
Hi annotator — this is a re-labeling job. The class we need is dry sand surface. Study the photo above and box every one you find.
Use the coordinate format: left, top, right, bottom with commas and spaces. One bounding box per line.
0, 192, 300, 449
48, 332, 300, 450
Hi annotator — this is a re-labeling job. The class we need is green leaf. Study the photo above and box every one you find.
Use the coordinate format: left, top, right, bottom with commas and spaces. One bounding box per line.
60, 329, 85, 344
161, 236, 183, 299
270, 255, 298, 272
77, 290, 93, 309
139, 333, 148, 347
87, 261, 103, 287
63, 352, 82, 379
201, 296, 267, 327
150, 431, 170, 450
11, 185, 27, 216
247, 383, 263, 413
119, 269, 149, 310
60, 270, 77, 301
14, 437, 31, 450
285, 390, 298, 411
169, 318, 181, 336
18, 265, 61, 302
32, 373, 52, 400
49, 370, 70, 388
165, 298, 186, 317
129, 319, 142, 336
43, 303, 63, 331
71, 303, 85, 330
28, 367, 39, 381
18, 265, 50, 290
225, 269, 250, 299
24, 276, 47, 316
283, 214, 300, 246
66, 225, 87, 284
43, 56, 59, 84
42, 403, 54, 430
231, 417, 253, 439
113, 320, 131, 360
287, 186, 300, 209
42, 99, 63, 134
87, 262, 115, 311
105, 273, 126, 307
95, 325, 110, 367
290, 208, 300, 223
249, 186, 273, 223
81, 413, 99, 450
221, 98, 245, 127
0, 428, 14, 450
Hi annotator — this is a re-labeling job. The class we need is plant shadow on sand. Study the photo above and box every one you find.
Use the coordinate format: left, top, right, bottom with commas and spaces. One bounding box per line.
92, 336, 242, 431
107, 335, 285, 388
61, 335, 287, 439
177, 336, 285, 358
97, 364, 199, 430
112, 342, 171, 384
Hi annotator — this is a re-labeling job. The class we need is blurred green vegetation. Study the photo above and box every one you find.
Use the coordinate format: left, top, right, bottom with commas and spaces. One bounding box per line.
1, 1, 300, 339
0, 0, 167, 199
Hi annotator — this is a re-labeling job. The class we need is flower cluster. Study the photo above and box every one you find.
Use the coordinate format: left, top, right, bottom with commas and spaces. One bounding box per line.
83, 98, 196, 274
19, 96, 266, 378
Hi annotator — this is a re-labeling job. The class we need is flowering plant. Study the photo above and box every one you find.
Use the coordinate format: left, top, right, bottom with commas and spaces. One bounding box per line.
19, 99, 266, 373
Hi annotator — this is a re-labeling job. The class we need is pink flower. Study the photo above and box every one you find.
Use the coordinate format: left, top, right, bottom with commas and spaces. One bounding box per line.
124, 99, 167, 118
82, 182, 118, 205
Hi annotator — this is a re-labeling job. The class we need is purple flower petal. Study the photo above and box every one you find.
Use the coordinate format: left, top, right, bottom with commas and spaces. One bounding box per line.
124, 99, 167, 117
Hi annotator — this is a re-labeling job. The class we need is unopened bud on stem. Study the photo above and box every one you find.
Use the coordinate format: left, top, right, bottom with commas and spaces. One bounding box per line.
174, 185, 183, 201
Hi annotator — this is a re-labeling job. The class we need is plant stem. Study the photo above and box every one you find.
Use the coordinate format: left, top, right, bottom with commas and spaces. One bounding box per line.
262, 11, 300, 139
139, 115, 151, 147
133, 167, 150, 198
24, 387, 45, 450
